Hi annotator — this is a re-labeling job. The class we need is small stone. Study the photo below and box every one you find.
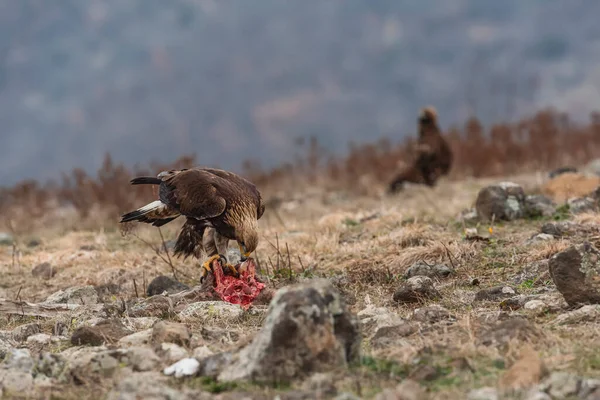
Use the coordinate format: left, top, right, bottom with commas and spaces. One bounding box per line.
163, 358, 200, 378
467, 387, 498, 400
146, 275, 190, 296
474, 286, 517, 302
568, 196, 598, 214
123, 347, 161, 372
412, 305, 454, 323
71, 320, 132, 346
44, 286, 98, 305
178, 301, 244, 322
126, 317, 159, 331
35, 352, 66, 378
371, 321, 417, 348
524, 391, 551, 400
128, 295, 174, 318
404, 261, 454, 279
549, 242, 600, 306
32, 262, 55, 279
526, 233, 555, 245
11, 323, 41, 342
393, 276, 440, 304
475, 182, 526, 221
525, 195, 556, 218
551, 305, 600, 325
478, 318, 539, 347
192, 346, 214, 360
118, 329, 153, 348
524, 300, 548, 313
157, 342, 190, 364
151, 321, 191, 348
27, 333, 52, 346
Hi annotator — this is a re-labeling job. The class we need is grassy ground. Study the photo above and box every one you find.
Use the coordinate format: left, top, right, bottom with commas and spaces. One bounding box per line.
1, 172, 600, 399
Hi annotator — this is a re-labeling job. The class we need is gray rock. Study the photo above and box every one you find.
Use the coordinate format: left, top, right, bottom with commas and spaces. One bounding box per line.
475, 182, 526, 221
404, 261, 454, 279
27, 333, 53, 346
525, 390, 552, 400
106, 371, 195, 400
374, 380, 426, 400
2, 349, 34, 373
551, 305, 600, 325
128, 295, 174, 318
146, 275, 190, 296
11, 323, 41, 343
178, 301, 244, 322
118, 329, 153, 348
35, 352, 67, 378
108, 347, 161, 372
467, 387, 498, 400
579, 378, 600, 399
539, 371, 580, 399
474, 286, 517, 302
393, 276, 440, 304
549, 242, 600, 306
541, 221, 592, 237
32, 262, 55, 279
217, 279, 360, 383
151, 321, 191, 348
412, 305, 454, 323
524, 300, 548, 313
157, 343, 189, 364
526, 233, 555, 245
0, 370, 34, 395
568, 196, 598, 214
371, 321, 417, 348
477, 318, 540, 347
192, 346, 214, 360
196, 352, 234, 379
525, 195, 557, 218
44, 286, 98, 305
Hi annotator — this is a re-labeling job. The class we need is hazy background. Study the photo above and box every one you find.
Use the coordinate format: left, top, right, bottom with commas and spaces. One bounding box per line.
1, 0, 600, 185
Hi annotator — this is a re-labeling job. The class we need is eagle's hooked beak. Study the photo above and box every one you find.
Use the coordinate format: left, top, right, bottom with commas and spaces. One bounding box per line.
239, 243, 251, 261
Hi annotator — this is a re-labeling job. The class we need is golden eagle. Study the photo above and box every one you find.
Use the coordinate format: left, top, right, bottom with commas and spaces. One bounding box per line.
120, 167, 265, 282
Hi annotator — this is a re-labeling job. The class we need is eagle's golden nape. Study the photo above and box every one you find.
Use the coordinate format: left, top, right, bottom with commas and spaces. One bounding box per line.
121, 166, 265, 286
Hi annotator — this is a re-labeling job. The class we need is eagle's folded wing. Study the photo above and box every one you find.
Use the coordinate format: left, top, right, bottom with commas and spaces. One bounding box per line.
161, 169, 227, 219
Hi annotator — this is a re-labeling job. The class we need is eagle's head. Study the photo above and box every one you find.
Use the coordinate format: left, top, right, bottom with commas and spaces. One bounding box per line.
418, 106, 438, 125
235, 216, 259, 261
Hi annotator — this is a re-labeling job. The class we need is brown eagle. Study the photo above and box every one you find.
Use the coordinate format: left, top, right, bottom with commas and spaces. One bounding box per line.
120, 167, 265, 282
388, 106, 453, 193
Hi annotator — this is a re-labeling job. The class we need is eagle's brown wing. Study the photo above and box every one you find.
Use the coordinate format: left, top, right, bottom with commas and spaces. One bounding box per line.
200, 168, 265, 219
159, 169, 226, 219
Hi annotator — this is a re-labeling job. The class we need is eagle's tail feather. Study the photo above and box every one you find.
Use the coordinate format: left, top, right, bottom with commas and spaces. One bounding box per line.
120, 200, 179, 225
130, 177, 162, 185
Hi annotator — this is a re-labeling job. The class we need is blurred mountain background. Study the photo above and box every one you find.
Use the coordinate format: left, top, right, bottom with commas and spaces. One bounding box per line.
1, 0, 600, 185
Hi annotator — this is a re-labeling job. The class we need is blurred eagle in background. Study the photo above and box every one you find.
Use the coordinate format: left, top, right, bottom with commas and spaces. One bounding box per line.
388, 106, 453, 193
120, 167, 265, 282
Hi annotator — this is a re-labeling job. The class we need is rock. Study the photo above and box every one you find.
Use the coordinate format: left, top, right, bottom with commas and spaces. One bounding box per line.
196, 352, 234, 379
27, 333, 53, 346
31, 262, 55, 279
151, 321, 191, 348
524, 391, 552, 400
178, 301, 244, 322
551, 305, 600, 325
549, 166, 578, 179
477, 318, 540, 347
35, 352, 67, 378
524, 300, 548, 313
467, 387, 498, 400
393, 276, 440, 304
0, 370, 34, 395
335, 393, 362, 400
192, 346, 214, 360
128, 295, 174, 318
302, 373, 337, 397
200, 326, 240, 345
539, 372, 580, 399
412, 305, 454, 324
146, 275, 190, 296
371, 321, 417, 348
126, 317, 159, 331
580, 378, 600, 399
499, 346, 547, 390
118, 329, 153, 348
157, 342, 190, 364
71, 320, 132, 346
525, 195, 556, 218
458, 208, 479, 223
549, 242, 600, 306
2, 348, 34, 372
163, 358, 200, 378
11, 323, 41, 342
106, 371, 192, 400
474, 286, 517, 302
568, 196, 598, 214
475, 182, 526, 221
404, 261, 454, 279
217, 279, 361, 383
120, 347, 161, 372
526, 233, 555, 245
94, 283, 122, 302
374, 380, 427, 400
357, 305, 403, 334
44, 286, 98, 305
66, 349, 120, 383
541, 221, 592, 237
0, 332, 15, 359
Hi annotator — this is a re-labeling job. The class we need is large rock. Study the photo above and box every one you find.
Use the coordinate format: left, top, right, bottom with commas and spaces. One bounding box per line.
45, 286, 99, 305
475, 182, 526, 221
393, 276, 440, 304
216, 279, 360, 383
549, 242, 600, 306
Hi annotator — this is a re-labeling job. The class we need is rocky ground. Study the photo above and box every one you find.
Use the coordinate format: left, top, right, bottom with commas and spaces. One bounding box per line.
3, 172, 600, 399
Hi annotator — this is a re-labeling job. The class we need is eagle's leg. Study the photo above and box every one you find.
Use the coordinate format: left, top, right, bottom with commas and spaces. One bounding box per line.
199, 228, 238, 283
200, 254, 224, 283
214, 230, 239, 278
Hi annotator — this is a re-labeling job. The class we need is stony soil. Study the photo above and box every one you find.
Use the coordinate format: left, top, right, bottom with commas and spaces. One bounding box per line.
2, 173, 600, 399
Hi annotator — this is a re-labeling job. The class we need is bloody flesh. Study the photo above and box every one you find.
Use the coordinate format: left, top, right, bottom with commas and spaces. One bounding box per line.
211, 258, 265, 310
